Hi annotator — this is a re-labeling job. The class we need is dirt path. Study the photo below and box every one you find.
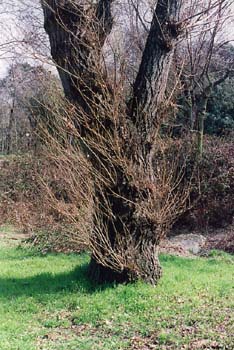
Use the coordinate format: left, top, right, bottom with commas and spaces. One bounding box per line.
1, 223, 233, 256
0, 225, 30, 245
160, 224, 234, 257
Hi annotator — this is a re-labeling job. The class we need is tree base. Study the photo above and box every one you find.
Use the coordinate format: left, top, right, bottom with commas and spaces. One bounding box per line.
88, 257, 130, 284
88, 249, 162, 285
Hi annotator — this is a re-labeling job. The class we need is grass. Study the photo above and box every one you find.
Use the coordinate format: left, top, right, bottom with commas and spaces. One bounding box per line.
0, 227, 233, 349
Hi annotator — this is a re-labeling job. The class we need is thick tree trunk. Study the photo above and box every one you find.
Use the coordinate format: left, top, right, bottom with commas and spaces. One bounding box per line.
131, 1, 183, 124
89, 244, 162, 284
89, 173, 163, 284
129, 0, 183, 172
41, 0, 114, 108
41, 0, 183, 285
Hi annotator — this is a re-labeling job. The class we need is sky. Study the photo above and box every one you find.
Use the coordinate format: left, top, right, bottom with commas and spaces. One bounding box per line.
0, 0, 234, 78
0, 0, 48, 77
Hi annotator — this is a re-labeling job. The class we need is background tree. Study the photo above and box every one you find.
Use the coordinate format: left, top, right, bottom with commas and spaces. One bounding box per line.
0, 62, 60, 153
174, 1, 234, 156
206, 74, 234, 135
204, 44, 234, 135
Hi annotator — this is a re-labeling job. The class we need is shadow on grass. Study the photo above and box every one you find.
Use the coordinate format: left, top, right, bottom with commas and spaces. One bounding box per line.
0, 254, 198, 301
2, 252, 221, 302
0, 262, 115, 300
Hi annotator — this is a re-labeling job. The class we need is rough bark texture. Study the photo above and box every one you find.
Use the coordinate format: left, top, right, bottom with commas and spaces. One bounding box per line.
131, 0, 183, 130
89, 244, 162, 284
41, 0, 114, 107
128, 0, 183, 175
88, 169, 164, 284
41, 0, 183, 285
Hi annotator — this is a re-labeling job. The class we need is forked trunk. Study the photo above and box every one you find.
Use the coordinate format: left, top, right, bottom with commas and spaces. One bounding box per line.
41, 0, 183, 285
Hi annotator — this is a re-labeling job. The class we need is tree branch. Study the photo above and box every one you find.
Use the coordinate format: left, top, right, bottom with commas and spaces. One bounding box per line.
213, 69, 233, 88
130, 0, 184, 133
96, 0, 115, 45
41, 0, 115, 102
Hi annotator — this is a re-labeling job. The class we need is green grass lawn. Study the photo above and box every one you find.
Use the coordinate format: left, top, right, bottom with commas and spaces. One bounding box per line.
0, 229, 233, 349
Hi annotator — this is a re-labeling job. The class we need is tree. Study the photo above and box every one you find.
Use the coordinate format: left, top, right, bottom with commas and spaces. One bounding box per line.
40, 0, 227, 284
205, 74, 234, 135
175, 1, 234, 156
0, 62, 58, 153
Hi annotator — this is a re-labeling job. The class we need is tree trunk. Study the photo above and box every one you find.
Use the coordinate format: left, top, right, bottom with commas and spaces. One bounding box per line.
89, 243, 162, 284
196, 93, 210, 158
6, 107, 15, 154
128, 0, 183, 176
41, 0, 183, 285
196, 72, 230, 158
197, 109, 205, 157
89, 171, 163, 284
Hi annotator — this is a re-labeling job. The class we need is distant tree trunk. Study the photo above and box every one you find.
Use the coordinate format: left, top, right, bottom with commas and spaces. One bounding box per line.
6, 106, 15, 154
41, 0, 183, 284
196, 71, 231, 158
197, 95, 209, 158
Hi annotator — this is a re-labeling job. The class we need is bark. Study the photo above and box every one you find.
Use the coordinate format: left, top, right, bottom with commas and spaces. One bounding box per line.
129, 0, 183, 173
89, 173, 163, 284
41, 0, 114, 108
131, 0, 183, 132
197, 95, 209, 158
41, 0, 183, 285
89, 244, 162, 284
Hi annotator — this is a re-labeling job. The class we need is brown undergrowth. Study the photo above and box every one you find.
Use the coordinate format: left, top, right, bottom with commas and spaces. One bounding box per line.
0, 153, 90, 252
174, 135, 234, 231
0, 136, 233, 255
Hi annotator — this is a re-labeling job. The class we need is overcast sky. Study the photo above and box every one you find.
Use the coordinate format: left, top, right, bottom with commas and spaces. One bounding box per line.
0, 0, 234, 78
0, 0, 46, 77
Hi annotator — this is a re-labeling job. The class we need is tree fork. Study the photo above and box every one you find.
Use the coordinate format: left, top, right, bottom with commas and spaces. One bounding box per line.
41, 0, 184, 285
